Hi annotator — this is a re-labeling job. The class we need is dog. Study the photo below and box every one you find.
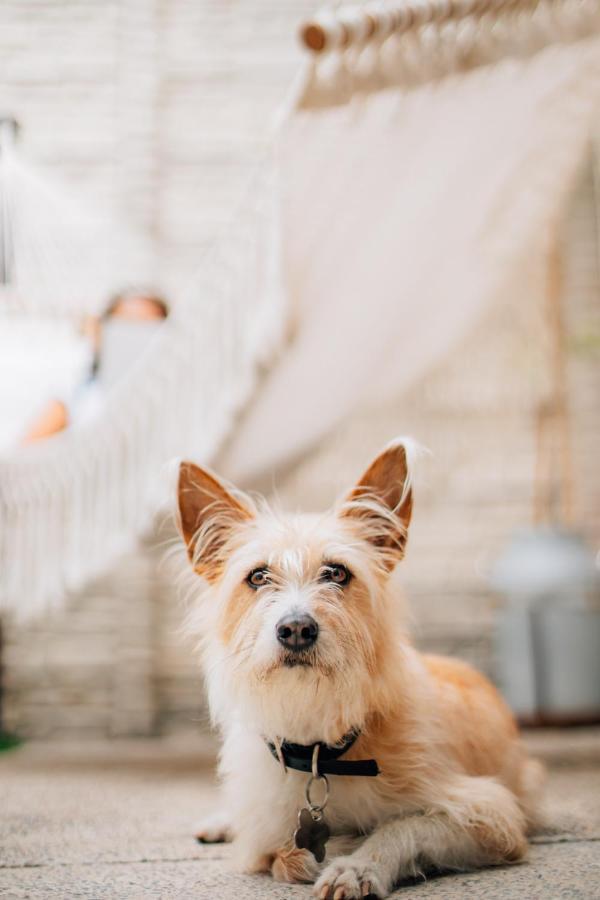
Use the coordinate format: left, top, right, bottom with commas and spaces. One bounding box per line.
176, 440, 543, 899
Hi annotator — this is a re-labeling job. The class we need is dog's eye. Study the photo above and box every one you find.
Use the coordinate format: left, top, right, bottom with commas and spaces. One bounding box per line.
320, 564, 351, 586
246, 567, 270, 589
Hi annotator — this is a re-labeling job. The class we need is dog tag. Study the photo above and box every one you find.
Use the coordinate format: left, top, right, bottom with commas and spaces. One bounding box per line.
294, 807, 330, 863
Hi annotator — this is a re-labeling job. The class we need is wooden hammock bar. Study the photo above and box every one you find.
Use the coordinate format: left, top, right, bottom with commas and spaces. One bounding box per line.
300, 0, 546, 53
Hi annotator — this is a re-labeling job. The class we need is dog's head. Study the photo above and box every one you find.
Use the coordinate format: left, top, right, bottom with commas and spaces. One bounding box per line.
177, 441, 414, 743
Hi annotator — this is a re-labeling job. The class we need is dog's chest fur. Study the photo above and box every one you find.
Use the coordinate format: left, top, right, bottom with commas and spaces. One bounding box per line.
221, 725, 407, 846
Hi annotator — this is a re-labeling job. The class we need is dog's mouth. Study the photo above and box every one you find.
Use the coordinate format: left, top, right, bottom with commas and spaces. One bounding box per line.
256, 649, 335, 681
281, 650, 315, 668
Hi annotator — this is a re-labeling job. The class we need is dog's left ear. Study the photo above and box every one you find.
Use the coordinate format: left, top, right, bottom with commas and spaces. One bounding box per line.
177, 461, 253, 581
340, 441, 413, 570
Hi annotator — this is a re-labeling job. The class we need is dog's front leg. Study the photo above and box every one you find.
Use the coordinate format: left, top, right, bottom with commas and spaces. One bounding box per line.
313, 817, 403, 900
314, 776, 528, 899
271, 841, 321, 884
195, 808, 233, 844
228, 778, 303, 876
216, 726, 298, 872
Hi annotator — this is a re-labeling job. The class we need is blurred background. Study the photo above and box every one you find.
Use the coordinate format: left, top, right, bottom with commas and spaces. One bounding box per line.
0, 0, 599, 746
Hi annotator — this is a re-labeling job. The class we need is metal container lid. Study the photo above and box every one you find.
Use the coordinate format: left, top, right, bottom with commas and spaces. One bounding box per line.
490, 526, 599, 606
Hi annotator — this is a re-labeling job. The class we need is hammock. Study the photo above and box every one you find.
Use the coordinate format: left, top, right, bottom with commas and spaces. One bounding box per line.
0, 162, 287, 617
1, 0, 600, 618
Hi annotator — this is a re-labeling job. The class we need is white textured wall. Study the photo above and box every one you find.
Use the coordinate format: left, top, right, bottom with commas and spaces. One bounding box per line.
0, 0, 312, 291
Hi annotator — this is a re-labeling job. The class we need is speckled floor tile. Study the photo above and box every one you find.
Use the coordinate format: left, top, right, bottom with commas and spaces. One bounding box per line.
1, 843, 599, 900
1, 736, 599, 899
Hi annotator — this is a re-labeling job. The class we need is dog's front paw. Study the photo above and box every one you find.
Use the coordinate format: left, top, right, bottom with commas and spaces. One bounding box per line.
272, 844, 320, 883
314, 858, 387, 900
195, 812, 232, 844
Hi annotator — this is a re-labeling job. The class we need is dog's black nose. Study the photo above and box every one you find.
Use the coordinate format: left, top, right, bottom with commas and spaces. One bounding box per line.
276, 614, 319, 651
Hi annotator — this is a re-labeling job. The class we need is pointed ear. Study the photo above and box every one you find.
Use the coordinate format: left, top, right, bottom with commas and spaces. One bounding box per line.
340, 442, 413, 570
177, 461, 253, 582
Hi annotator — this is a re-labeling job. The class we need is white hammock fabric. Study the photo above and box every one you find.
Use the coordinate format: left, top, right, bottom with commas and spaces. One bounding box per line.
1, 0, 600, 617
221, 1, 600, 483
0, 164, 287, 617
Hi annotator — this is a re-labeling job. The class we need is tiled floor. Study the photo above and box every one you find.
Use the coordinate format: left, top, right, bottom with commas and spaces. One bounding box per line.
1, 731, 599, 899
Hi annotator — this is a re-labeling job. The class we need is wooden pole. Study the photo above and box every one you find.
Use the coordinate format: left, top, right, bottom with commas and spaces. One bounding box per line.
533, 235, 575, 526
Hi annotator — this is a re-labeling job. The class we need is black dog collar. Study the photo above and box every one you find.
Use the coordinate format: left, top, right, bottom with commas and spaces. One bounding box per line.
267, 729, 380, 777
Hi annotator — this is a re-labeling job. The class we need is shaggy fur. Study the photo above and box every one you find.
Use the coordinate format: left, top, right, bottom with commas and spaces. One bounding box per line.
176, 440, 544, 899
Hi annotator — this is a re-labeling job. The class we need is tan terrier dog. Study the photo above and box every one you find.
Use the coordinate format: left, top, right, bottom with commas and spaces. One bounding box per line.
177, 440, 543, 899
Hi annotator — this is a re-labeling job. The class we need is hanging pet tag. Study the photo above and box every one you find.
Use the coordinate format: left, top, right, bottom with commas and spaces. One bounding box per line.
294, 803, 330, 863
293, 745, 330, 863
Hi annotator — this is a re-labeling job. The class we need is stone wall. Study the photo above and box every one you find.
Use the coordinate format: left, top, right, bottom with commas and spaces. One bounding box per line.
2, 2, 599, 737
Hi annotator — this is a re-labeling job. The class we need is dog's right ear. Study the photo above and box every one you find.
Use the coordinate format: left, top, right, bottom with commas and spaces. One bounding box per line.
339, 440, 414, 571
177, 461, 253, 581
